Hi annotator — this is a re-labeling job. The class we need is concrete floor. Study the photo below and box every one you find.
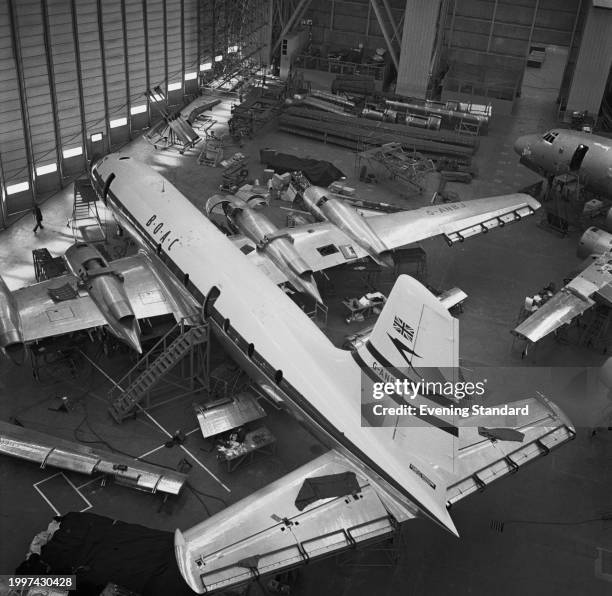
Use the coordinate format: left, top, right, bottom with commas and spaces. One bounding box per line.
0, 48, 611, 595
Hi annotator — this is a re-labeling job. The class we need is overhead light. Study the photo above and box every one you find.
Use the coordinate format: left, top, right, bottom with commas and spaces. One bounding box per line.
110, 117, 127, 128
6, 181, 29, 195
168, 81, 182, 91
130, 104, 147, 115
63, 146, 83, 158
184, 71, 197, 81
35, 163, 57, 176
200, 62, 212, 71
214, 54, 223, 62
90, 132, 103, 142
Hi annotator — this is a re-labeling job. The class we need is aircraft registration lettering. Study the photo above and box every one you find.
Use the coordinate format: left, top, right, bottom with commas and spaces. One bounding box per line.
425, 203, 465, 216
146, 214, 180, 251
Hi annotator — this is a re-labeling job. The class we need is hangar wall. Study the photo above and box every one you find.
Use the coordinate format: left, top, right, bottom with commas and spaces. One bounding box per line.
566, 2, 612, 116
0, 0, 270, 229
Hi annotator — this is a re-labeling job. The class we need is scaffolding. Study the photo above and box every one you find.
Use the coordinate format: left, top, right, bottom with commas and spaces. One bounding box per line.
108, 315, 210, 423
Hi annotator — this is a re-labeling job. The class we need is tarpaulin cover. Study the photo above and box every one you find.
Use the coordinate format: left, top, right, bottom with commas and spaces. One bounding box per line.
260, 151, 345, 187
295, 472, 361, 511
33, 512, 196, 596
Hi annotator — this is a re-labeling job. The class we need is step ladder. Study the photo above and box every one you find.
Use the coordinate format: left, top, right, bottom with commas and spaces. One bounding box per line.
108, 318, 209, 423
70, 179, 106, 242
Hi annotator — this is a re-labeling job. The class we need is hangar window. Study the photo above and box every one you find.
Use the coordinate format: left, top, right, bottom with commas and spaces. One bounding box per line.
63, 146, 83, 158
90, 132, 103, 142
214, 54, 223, 62
6, 181, 29, 195
168, 82, 182, 92
184, 72, 197, 81
110, 117, 127, 128
228, 45, 239, 53
36, 163, 57, 176
200, 62, 212, 71
317, 244, 339, 256
130, 104, 147, 115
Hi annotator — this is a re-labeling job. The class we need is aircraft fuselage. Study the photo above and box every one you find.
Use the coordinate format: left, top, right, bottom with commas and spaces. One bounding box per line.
514, 129, 612, 196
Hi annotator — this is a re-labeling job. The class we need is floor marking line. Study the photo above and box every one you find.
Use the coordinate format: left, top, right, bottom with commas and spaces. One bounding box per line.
138, 443, 166, 459
76, 477, 103, 490
77, 353, 231, 493
33, 472, 62, 487
61, 472, 93, 511
33, 483, 60, 516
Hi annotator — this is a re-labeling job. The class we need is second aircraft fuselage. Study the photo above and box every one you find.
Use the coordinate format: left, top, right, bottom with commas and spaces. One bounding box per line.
514, 129, 612, 197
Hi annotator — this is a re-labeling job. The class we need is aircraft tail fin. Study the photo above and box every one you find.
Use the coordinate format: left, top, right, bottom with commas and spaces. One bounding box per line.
363, 275, 459, 373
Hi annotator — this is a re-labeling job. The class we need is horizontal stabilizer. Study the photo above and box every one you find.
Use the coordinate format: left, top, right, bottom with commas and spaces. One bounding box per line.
446, 395, 575, 505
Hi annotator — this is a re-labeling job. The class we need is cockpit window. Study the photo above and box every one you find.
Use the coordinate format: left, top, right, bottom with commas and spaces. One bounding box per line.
542, 131, 559, 143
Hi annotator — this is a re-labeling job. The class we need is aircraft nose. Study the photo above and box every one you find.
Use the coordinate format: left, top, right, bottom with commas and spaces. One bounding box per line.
513, 135, 530, 156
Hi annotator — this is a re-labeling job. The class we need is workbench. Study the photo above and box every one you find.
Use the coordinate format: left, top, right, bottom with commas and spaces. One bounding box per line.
216, 426, 276, 473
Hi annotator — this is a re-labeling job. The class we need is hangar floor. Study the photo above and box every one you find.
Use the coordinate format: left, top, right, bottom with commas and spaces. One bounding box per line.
1, 52, 611, 596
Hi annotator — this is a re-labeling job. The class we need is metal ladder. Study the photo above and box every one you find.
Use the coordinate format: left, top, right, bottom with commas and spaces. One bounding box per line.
108, 318, 208, 422
70, 179, 106, 242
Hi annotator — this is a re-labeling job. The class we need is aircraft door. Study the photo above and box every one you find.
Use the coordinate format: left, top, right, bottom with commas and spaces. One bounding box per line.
569, 144, 589, 171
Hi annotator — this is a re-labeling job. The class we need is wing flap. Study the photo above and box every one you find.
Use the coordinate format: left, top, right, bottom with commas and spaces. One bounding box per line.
446, 396, 575, 505
175, 450, 403, 594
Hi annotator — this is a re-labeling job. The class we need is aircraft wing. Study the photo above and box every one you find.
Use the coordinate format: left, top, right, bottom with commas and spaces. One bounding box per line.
446, 395, 575, 505
11, 253, 197, 344
513, 251, 612, 342
174, 400, 574, 595
231, 226, 370, 280
365, 193, 540, 248
13, 274, 106, 342
175, 449, 408, 594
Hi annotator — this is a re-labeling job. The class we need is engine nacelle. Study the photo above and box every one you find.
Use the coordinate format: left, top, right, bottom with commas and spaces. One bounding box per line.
0, 275, 23, 352
64, 242, 135, 323
577, 226, 612, 259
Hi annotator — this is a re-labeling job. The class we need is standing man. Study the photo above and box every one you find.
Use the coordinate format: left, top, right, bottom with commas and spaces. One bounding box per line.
33, 203, 44, 233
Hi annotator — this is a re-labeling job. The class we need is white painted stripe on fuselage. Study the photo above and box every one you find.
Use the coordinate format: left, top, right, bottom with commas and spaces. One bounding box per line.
93, 154, 457, 534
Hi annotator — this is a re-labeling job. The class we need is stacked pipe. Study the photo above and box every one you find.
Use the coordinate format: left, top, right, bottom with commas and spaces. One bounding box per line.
385, 99, 490, 134
278, 107, 478, 163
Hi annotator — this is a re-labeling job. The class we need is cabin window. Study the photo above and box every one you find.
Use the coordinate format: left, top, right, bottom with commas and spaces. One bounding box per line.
223, 318, 231, 332
247, 343, 254, 357
274, 370, 283, 384
316, 196, 329, 207
240, 244, 255, 255
317, 244, 339, 256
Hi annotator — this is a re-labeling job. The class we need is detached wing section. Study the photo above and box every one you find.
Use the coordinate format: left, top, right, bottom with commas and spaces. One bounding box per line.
514, 251, 612, 342
13, 275, 105, 342
10, 252, 199, 345
175, 450, 404, 595
446, 395, 575, 505
366, 193, 540, 249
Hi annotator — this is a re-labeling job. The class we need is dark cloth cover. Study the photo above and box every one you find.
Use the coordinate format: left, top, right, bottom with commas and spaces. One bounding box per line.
294, 472, 360, 511
34, 512, 196, 596
478, 426, 525, 442
260, 151, 345, 187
